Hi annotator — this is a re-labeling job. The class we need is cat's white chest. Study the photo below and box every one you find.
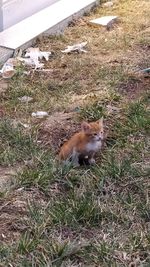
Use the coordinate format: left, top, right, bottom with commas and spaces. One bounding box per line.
86, 140, 102, 153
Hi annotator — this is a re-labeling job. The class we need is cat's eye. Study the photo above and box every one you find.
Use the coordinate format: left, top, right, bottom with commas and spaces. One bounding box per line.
93, 133, 97, 136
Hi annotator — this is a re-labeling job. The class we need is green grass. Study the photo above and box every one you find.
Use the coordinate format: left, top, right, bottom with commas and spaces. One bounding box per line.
0, 119, 39, 166
2, 134, 148, 265
17, 151, 56, 190
111, 99, 150, 147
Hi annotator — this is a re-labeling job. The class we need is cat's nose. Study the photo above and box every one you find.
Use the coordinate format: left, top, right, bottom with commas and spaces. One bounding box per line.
99, 135, 103, 140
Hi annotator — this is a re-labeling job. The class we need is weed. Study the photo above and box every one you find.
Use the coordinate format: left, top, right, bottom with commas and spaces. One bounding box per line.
17, 151, 56, 190
79, 101, 105, 121
17, 231, 38, 254
109, 99, 150, 147
48, 192, 102, 227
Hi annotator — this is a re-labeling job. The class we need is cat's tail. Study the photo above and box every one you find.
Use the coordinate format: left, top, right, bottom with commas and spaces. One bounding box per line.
58, 144, 73, 161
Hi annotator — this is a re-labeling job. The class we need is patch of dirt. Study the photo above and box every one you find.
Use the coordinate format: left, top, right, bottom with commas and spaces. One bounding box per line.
0, 79, 9, 95
138, 44, 150, 52
0, 188, 47, 243
38, 112, 81, 153
0, 199, 27, 243
66, 90, 110, 113
118, 76, 149, 98
0, 166, 18, 192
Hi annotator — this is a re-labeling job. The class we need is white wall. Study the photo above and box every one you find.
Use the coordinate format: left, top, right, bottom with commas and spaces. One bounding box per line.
1, 0, 60, 31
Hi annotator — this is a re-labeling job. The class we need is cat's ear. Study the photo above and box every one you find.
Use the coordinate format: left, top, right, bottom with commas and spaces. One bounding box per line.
98, 117, 103, 126
81, 121, 91, 132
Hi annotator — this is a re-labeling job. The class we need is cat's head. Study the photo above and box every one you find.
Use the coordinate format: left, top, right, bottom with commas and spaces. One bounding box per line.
81, 118, 104, 141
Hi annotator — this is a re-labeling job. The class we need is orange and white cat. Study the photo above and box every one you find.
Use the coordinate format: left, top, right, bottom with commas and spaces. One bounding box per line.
58, 118, 104, 166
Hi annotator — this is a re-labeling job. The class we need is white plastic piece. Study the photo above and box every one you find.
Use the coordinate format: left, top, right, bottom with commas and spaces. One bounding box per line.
32, 111, 48, 118
18, 96, 33, 103
18, 47, 51, 69
18, 57, 44, 68
25, 47, 51, 61
61, 42, 87, 53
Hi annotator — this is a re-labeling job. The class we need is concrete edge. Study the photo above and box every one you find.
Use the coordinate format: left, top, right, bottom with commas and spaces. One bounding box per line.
0, 0, 100, 65
0, 47, 14, 65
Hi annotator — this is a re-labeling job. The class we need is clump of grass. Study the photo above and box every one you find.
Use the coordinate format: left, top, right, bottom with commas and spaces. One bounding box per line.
126, 100, 150, 132
17, 151, 57, 190
79, 89, 121, 122
96, 64, 127, 88
136, 202, 150, 223
0, 119, 38, 166
79, 101, 105, 121
1, 234, 89, 267
108, 99, 150, 148
93, 150, 148, 187
48, 192, 103, 227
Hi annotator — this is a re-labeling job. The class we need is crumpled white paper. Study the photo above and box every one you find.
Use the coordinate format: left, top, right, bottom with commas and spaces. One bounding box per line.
19, 47, 51, 69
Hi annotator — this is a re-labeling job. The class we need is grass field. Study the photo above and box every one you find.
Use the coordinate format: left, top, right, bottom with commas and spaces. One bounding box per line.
0, 0, 150, 266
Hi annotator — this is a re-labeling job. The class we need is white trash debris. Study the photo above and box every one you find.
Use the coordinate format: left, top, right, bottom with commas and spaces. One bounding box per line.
0, 57, 22, 79
32, 111, 48, 118
0, 62, 15, 79
35, 69, 53, 72
1, 233, 6, 239
24, 47, 51, 69
18, 47, 51, 69
23, 71, 31, 75
18, 57, 44, 68
61, 42, 87, 53
89, 16, 118, 28
18, 96, 33, 103
25, 47, 51, 61
7, 57, 20, 66
17, 187, 24, 191
140, 67, 150, 73
103, 1, 114, 7
20, 123, 30, 128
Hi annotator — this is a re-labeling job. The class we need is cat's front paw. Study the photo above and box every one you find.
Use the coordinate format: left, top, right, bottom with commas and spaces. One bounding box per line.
89, 158, 96, 165
73, 162, 80, 167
